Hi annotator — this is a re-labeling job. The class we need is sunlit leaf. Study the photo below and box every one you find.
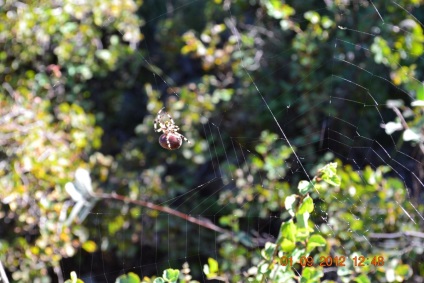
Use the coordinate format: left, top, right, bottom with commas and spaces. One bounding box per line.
116, 272, 141, 283
403, 129, 420, 141
285, 194, 297, 216
354, 274, 371, 283
207, 258, 219, 274
298, 196, 314, 214
82, 240, 97, 253
162, 269, 179, 282
280, 220, 296, 242
306, 234, 326, 253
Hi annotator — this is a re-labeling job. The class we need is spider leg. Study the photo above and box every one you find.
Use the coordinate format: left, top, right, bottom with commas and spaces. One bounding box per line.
178, 133, 191, 144
157, 107, 165, 115
166, 133, 172, 149
165, 112, 176, 126
154, 119, 158, 132
154, 119, 162, 132
154, 107, 166, 132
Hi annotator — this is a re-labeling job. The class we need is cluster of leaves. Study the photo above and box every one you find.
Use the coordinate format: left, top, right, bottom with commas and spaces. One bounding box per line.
209, 149, 422, 282
65, 269, 183, 283
1, 0, 424, 282
0, 92, 102, 281
0, 0, 141, 281
64, 162, 421, 282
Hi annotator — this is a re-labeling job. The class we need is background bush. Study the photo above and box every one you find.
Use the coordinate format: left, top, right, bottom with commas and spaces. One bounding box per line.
1, 0, 423, 282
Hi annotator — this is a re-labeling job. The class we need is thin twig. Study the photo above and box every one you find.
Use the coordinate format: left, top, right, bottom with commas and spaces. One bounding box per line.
391, 106, 409, 130
369, 231, 424, 239
100, 192, 232, 235
392, 106, 424, 154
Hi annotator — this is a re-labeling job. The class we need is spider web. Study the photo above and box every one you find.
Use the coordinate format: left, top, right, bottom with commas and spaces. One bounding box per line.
59, 1, 424, 282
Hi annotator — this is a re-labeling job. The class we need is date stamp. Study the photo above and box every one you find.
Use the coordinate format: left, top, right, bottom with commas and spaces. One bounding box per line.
279, 255, 385, 267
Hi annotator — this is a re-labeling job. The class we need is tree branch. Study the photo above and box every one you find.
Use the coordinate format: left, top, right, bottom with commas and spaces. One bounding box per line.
100, 192, 232, 235
369, 231, 424, 239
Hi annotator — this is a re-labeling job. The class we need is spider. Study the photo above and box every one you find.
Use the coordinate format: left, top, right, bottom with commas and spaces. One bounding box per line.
154, 107, 191, 150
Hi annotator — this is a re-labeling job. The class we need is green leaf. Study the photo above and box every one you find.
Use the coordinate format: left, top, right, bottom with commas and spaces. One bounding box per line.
277, 270, 296, 281
354, 274, 371, 283
82, 240, 97, 253
304, 11, 320, 24
281, 238, 295, 252
298, 180, 314, 195
64, 271, 84, 283
153, 278, 165, 283
337, 266, 353, 277
295, 211, 313, 241
306, 234, 326, 253
258, 262, 270, 274
416, 84, 424, 100
395, 264, 413, 279
115, 272, 141, 283
301, 267, 323, 282
319, 163, 341, 186
265, 0, 295, 20
280, 220, 297, 242
219, 215, 231, 226
295, 212, 310, 229
256, 144, 268, 154
207, 258, 219, 274
96, 50, 112, 61
296, 227, 311, 241
261, 242, 276, 260
291, 248, 305, 265
298, 196, 314, 214
285, 194, 297, 216
162, 269, 179, 282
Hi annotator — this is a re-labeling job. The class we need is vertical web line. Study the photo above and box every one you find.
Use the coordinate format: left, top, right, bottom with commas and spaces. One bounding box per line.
203, 123, 218, 177
214, 123, 234, 180
225, 13, 315, 190
97, 213, 109, 283
208, 123, 223, 177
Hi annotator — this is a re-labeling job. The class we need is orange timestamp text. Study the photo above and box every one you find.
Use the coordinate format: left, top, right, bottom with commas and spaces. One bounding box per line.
279, 255, 385, 267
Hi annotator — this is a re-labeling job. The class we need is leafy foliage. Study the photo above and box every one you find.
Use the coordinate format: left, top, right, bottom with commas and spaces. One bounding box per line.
1, 0, 424, 282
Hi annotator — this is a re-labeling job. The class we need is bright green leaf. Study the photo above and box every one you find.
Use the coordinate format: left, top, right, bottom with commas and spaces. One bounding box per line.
306, 234, 326, 253
395, 264, 413, 279
304, 11, 320, 24
261, 242, 276, 260
162, 269, 179, 282
416, 84, 424, 100
64, 271, 84, 283
281, 238, 295, 252
295, 212, 310, 229
280, 220, 296, 242
320, 163, 341, 186
82, 240, 97, 253
355, 274, 371, 283
115, 272, 141, 283
301, 267, 323, 282
298, 196, 314, 214
207, 258, 219, 274
298, 180, 314, 195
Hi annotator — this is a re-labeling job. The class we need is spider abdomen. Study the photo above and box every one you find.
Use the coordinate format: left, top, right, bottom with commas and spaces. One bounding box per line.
159, 133, 183, 150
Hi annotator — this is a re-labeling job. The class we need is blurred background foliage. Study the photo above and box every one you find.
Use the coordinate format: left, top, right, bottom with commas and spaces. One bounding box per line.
1, 0, 424, 282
